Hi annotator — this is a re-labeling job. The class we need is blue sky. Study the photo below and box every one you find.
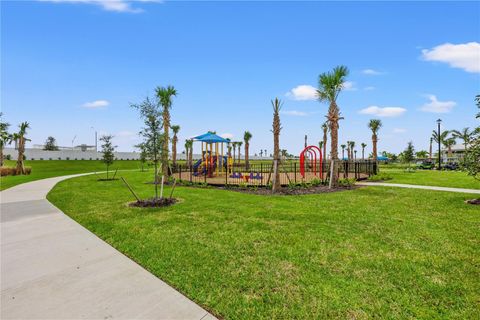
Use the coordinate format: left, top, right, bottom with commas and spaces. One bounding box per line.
2, 1, 479, 155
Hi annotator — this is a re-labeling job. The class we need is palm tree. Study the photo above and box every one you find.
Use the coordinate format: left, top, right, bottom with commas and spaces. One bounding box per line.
349, 141, 356, 160
451, 127, 473, 153
340, 144, 346, 160
432, 130, 450, 147
368, 119, 382, 161
184, 139, 193, 168
0, 113, 12, 167
271, 98, 282, 193
361, 143, 367, 160
14, 122, 30, 175
354, 150, 357, 160
346, 141, 352, 160
244, 131, 252, 169
156, 85, 177, 177
321, 122, 328, 160
443, 137, 456, 159
319, 141, 324, 154
237, 141, 243, 163
171, 125, 180, 166
317, 65, 349, 187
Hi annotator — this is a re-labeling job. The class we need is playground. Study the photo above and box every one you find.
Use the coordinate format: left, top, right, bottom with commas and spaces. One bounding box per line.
173, 132, 375, 187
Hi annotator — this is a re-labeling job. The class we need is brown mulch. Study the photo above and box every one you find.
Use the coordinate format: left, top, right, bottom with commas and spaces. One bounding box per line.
97, 178, 119, 181
465, 198, 480, 205
218, 185, 359, 196
129, 198, 177, 208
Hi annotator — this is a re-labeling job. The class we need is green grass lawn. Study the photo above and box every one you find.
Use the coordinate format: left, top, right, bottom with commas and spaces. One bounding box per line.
0, 160, 144, 191
48, 171, 480, 319
379, 168, 480, 189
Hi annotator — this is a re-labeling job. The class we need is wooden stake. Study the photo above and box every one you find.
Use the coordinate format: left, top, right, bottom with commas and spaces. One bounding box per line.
160, 175, 165, 199
121, 177, 141, 202
169, 179, 177, 199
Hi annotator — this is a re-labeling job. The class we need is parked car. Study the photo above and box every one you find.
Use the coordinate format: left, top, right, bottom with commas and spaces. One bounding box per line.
443, 162, 459, 170
417, 160, 434, 170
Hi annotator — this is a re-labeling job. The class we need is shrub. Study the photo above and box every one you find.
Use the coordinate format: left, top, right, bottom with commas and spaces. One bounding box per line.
5, 154, 11, 160
1, 166, 32, 176
310, 178, 322, 186
338, 178, 356, 187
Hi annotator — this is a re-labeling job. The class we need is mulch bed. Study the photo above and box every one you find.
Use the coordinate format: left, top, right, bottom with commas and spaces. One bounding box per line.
97, 178, 119, 181
465, 198, 480, 205
219, 185, 358, 195
129, 198, 177, 208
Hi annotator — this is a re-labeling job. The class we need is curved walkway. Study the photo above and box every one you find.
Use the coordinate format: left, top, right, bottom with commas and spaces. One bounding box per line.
1, 174, 216, 320
357, 181, 480, 194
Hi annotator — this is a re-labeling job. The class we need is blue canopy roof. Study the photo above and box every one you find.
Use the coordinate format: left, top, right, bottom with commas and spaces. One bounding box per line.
377, 155, 389, 161
193, 132, 229, 143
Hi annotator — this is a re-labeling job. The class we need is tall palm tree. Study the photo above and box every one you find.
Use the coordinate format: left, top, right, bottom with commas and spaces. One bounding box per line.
368, 119, 382, 161
340, 144, 346, 160
432, 130, 450, 147
319, 141, 324, 154
244, 131, 252, 169
321, 122, 328, 160
0, 113, 12, 167
14, 122, 30, 175
349, 141, 356, 160
237, 141, 243, 163
346, 141, 352, 160
443, 137, 456, 159
184, 139, 193, 168
171, 125, 180, 166
317, 65, 349, 187
156, 85, 177, 177
271, 98, 282, 193
304, 135, 307, 148
361, 143, 367, 160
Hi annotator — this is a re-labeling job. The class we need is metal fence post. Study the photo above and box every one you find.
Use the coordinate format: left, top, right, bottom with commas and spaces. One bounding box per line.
294, 162, 297, 183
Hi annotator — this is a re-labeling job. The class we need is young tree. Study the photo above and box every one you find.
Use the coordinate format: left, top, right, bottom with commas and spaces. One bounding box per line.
321, 122, 328, 160
317, 65, 349, 187
156, 85, 177, 177
0, 113, 12, 167
361, 143, 367, 160
403, 141, 415, 165
171, 125, 180, 166
244, 131, 252, 169
368, 119, 382, 161
463, 95, 480, 182
136, 142, 148, 172
100, 135, 116, 179
271, 98, 282, 193
340, 144, 346, 160
349, 141, 356, 160
415, 150, 429, 159
131, 96, 163, 199
43, 136, 59, 151
13, 122, 30, 175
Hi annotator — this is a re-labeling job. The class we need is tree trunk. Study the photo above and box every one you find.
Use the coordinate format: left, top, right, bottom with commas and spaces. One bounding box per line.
189, 147, 193, 168
0, 146, 4, 167
429, 140, 433, 159
328, 102, 339, 187
238, 146, 241, 163
372, 134, 378, 161
245, 143, 249, 170
15, 137, 25, 175
162, 111, 170, 177
172, 136, 177, 166
362, 148, 365, 160
323, 134, 327, 162
232, 148, 236, 166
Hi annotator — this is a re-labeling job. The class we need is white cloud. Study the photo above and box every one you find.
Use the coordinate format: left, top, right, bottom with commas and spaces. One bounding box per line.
359, 106, 407, 117
220, 133, 234, 139
281, 110, 308, 116
342, 81, 357, 91
420, 94, 456, 113
362, 69, 383, 75
38, 0, 161, 13
393, 128, 406, 133
286, 85, 317, 101
421, 42, 480, 73
82, 99, 109, 108
364, 86, 376, 91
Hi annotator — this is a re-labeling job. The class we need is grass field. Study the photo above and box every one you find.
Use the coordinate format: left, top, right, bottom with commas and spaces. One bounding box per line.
48, 171, 480, 319
379, 168, 479, 189
0, 160, 144, 191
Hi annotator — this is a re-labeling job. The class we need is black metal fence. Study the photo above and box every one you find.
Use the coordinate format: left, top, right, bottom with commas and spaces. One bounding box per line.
171, 160, 377, 187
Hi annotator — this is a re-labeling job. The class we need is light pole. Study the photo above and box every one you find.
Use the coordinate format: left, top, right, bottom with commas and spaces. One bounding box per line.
437, 119, 442, 170
91, 126, 97, 152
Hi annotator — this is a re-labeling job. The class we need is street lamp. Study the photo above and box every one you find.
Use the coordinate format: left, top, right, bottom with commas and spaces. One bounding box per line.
436, 119, 442, 170
91, 126, 97, 152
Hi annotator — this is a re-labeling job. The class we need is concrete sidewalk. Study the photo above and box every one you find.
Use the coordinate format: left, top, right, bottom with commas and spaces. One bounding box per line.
357, 181, 480, 194
1, 175, 216, 319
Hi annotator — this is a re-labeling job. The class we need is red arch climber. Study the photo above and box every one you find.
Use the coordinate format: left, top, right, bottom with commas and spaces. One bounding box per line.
300, 145, 323, 178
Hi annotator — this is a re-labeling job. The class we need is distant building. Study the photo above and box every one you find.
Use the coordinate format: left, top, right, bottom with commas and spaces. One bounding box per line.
442, 143, 466, 161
